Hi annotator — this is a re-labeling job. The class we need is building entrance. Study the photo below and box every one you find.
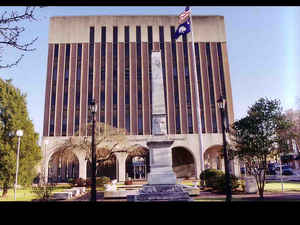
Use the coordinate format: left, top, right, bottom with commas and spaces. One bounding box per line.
126, 150, 150, 181
132, 156, 147, 180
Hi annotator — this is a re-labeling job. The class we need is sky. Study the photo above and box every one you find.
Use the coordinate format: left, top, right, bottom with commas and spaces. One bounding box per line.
1, 6, 299, 144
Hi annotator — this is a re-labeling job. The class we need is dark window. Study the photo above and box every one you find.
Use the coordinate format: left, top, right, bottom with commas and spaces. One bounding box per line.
159, 26, 168, 133
74, 112, 79, 134
182, 34, 193, 133
171, 26, 181, 134
113, 26, 118, 128
49, 44, 59, 136
125, 26, 130, 132
75, 43, 82, 134
136, 26, 143, 135
217, 43, 229, 130
100, 26, 106, 122
194, 42, 206, 133
138, 113, 143, 135
148, 26, 153, 123
49, 110, 55, 136
88, 27, 95, 103
62, 44, 70, 136
206, 43, 217, 133
65, 44, 70, 80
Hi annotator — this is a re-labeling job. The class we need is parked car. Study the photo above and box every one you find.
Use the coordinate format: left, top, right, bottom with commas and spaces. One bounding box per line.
240, 167, 246, 174
282, 165, 293, 175
267, 168, 277, 175
267, 163, 277, 175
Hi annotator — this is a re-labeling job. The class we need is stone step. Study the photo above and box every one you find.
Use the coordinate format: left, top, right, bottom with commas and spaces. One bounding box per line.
52, 192, 73, 200
104, 189, 139, 199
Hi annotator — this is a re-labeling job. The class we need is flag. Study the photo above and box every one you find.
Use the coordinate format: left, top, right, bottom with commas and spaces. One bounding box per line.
179, 6, 191, 24
174, 6, 191, 40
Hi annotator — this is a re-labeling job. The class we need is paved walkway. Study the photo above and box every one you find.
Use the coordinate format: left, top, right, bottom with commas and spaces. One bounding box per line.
64, 190, 300, 202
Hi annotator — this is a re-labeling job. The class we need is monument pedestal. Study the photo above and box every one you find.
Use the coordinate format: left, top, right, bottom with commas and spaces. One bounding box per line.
127, 139, 191, 202
128, 184, 191, 202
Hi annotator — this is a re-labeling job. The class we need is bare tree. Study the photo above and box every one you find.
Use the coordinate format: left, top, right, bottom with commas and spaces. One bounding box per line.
0, 7, 39, 69
58, 122, 147, 170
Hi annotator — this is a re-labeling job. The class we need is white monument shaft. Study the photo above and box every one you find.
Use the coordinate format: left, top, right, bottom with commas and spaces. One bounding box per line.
147, 51, 176, 185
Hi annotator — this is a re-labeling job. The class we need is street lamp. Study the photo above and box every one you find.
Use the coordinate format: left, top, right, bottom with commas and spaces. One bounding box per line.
88, 99, 97, 202
14, 129, 23, 201
217, 96, 232, 202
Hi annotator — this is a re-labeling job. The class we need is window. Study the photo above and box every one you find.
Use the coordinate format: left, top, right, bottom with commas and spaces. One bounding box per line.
171, 26, 180, 134
113, 26, 118, 127
194, 42, 206, 133
136, 26, 143, 135
182, 34, 193, 133
217, 42, 229, 130
100, 27, 106, 122
148, 26, 153, 110
159, 26, 168, 132
125, 26, 130, 132
206, 43, 217, 133
88, 27, 95, 103
49, 44, 59, 136
74, 43, 82, 134
62, 43, 70, 136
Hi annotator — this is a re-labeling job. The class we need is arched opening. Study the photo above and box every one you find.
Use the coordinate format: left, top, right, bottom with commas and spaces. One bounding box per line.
48, 150, 79, 183
86, 154, 117, 180
125, 147, 150, 181
204, 145, 223, 170
172, 147, 196, 179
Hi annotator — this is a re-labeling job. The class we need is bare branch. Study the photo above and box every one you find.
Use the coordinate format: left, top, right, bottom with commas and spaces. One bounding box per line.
0, 7, 39, 69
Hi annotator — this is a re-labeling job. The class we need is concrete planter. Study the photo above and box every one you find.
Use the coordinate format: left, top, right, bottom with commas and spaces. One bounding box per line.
244, 176, 258, 194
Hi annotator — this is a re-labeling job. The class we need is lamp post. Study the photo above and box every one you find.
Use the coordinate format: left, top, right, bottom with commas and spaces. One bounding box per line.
217, 96, 232, 202
14, 129, 23, 201
88, 99, 97, 202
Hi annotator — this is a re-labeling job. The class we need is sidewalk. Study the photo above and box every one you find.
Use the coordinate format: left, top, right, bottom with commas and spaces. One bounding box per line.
66, 190, 300, 202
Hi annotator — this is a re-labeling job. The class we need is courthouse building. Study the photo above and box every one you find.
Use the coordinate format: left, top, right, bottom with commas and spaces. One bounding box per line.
42, 15, 239, 183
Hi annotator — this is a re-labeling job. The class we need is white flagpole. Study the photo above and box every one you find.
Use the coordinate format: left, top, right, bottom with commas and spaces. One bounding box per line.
188, 7, 205, 173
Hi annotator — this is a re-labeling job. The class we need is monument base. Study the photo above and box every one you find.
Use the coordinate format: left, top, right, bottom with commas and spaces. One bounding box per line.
127, 184, 192, 202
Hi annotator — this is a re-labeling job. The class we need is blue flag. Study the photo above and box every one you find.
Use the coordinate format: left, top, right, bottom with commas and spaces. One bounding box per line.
174, 7, 191, 40
174, 19, 191, 40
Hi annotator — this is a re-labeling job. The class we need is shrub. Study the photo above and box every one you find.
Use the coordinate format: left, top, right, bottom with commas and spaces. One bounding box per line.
200, 169, 224, 187
71, 178, 86, 187
67, 178, 75, 186
86, 178, 92, 187
213, 174, 240, 193
31, 183, 55, 201
96, 176, 111, 187
200, 168, 240, 193
84, 177, 111, 187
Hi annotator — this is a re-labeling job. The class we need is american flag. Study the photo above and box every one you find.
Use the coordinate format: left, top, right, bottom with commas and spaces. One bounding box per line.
178, 6, 191, 24
173, 6, 191, 40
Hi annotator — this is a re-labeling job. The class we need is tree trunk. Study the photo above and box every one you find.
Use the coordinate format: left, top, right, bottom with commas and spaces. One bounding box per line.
258, 188, 264, 199
1, 183, 8, 198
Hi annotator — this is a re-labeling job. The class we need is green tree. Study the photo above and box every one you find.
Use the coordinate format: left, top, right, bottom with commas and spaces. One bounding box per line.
0, 78, 41, 197
229, 98, 295, 199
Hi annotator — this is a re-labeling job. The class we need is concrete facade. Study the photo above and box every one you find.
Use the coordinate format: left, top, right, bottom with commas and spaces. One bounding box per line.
42, 15, 239, 183
42, 132, 239, 182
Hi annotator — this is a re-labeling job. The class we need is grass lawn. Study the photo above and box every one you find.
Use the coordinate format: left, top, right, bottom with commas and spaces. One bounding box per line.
0, 184, 72, 202
265, 181, 300, 192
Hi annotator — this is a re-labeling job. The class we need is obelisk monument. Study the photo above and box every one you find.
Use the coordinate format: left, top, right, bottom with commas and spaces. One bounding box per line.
128, 51, 191, 201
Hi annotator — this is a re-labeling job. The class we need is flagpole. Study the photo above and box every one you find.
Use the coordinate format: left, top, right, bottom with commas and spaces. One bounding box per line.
188, 7, 205, 173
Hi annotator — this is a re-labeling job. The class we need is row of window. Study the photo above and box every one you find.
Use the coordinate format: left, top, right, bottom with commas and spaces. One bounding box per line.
47, 26, 228, 136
